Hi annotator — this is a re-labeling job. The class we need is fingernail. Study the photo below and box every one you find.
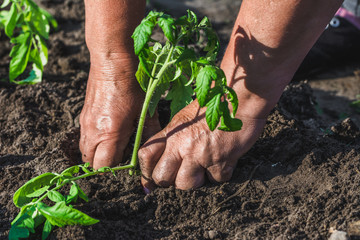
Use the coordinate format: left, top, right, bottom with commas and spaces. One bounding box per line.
143, 186, 151, 195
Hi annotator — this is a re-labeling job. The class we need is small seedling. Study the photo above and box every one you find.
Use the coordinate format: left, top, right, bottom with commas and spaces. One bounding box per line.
9, 10, 242, 239
0, 0, 57, 84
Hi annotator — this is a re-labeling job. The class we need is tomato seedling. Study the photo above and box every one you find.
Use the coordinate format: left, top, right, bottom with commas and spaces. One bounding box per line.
9, 10, 242, 239
0, 0, 57, 84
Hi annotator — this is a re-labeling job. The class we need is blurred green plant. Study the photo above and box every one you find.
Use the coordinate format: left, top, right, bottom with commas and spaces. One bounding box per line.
350, 94, 360, 113
0, 0, 57, 84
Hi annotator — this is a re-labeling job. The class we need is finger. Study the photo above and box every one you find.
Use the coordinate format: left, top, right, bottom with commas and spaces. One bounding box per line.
92, 139, 125, 169
79, 131, 96, 166
206, 163, 235, 183
152, 149, 182, 187
138, 130, 166, 183
175, 158, 205, 190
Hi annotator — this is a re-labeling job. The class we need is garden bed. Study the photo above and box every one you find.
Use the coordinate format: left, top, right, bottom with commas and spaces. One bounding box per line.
1, 0, 360, 239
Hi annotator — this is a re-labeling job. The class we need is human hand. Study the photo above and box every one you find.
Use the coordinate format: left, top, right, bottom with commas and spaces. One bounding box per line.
79, 58, 161, 169
139, 100, 267, 190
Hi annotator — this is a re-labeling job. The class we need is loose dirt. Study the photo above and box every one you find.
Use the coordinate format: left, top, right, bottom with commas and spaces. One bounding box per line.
1, 0, 360, 239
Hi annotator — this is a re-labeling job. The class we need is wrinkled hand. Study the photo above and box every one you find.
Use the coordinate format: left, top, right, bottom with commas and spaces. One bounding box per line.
139, 100, 267, 190
79, 59, 160, 169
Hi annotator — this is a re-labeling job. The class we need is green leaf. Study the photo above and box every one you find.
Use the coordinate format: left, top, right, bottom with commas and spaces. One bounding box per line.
165, 75, 193, 119
132, 19, 155, 55
77, 185, 89, 202
218, 102, 242, 131
36, 35, 48, 66
9, 226, 29, 240
158, 14, 175, 43
26, 185, 50, 198
176, 48, 196, 64
0, 10, 9, 28
199, 16, 211, 27
204, 28, 220, 61
225, 86, 238, 117
195, 66, 217, 107
187, 10, 198, 25
42, 219, 52, 240
9, 32, 32, 81
4, 3, 16, 37
14, 172, 57, 208
80, 163, 91, 173
1, 0, 11, 8
135, 61, 150, 92
61, 165, 80, 177
13, 63, 43, 85
11, 210, 35, 237
66, 184, 79, 204
48, 190, 65, 203
11, 205, 31, 225
139, 53, 153, 79
205, 93, 221, 131
39, 8, 58, 29
27, 0, 50, 39
37, 202, 99, 227
29, 47, 43, 71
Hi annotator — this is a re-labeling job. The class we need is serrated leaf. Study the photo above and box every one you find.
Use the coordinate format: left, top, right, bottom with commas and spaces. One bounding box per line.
47, 190, 65, 203
132, 19, 155, 55
37, 202, 99, 227
14, 172, 57, 208
136, 62, 150, 92
195, 66, 217, 107
176, 48, 196, 64
225, 86, 238, 117
42, 219, 52, 240
204, 28, 219, 61
165, 75, 193, 119
205, 93, 221, 131
9, 32, 32, 81
4, 3, 16, 37
1, 0, 11, 8
218, 102, 242, 131
158, 14, 175, 43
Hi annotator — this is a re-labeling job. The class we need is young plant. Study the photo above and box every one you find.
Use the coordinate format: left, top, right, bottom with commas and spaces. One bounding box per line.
130, 10, 242, 165
9, 10, 242, 239
0, 0, 57, 84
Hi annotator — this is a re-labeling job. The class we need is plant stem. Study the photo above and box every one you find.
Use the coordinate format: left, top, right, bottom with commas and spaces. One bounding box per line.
35, 164, 135, 204
130, 45, 175, 167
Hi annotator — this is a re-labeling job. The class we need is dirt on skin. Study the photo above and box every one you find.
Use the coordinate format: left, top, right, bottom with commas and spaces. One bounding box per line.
1, 0, 360, 239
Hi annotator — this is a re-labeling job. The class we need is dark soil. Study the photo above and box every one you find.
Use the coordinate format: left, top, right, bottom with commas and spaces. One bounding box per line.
1, 0, 360, 239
